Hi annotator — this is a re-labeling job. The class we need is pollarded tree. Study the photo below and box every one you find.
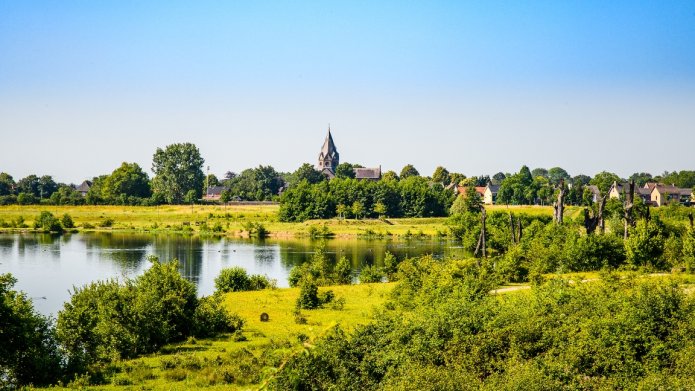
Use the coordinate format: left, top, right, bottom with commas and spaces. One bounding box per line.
151, 143, 205, 204
400, 164, 420, 179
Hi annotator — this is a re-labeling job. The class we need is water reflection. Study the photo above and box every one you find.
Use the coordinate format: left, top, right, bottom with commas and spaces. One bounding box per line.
0, 232, 466, 316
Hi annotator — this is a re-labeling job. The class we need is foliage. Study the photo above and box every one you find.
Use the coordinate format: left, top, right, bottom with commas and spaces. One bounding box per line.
33, 211, 63, 232
56, 257, 235, 373
296, 279, 320, 309
399, 164, 420, 179
625, 220, 666, 269
215, 266, 272, 292
431, 166, 450, 185
279, 176, 451, 222
291, 163, 326, 185
101, 162, 151, 201
273, 259, 695, 390
0, 274, 62, 388
358, 264, 384, 283
215, 266, 251, 292
222, 165, 283, 201
335, 162, 357, 179
151, 143, 205, 204
191, 295, 244, 338
590, 171, 623, 194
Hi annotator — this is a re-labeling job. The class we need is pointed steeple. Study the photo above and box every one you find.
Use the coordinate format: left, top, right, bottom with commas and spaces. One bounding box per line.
318, 125, 339, 173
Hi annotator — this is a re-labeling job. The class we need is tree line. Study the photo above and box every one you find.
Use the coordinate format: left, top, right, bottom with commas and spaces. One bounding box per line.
1, 143, 694, 207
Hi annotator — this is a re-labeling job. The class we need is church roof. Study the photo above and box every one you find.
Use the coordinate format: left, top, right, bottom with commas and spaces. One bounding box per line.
320, 128, 338, 158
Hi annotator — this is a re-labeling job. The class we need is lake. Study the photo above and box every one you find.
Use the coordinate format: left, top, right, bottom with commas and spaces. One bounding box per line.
0, 232, 467, 316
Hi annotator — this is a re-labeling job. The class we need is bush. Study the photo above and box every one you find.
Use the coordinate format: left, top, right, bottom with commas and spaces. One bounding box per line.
57, 257, 238, 373
192, 295, 244, 338
33, 211, 63, 232
333, 256, 353, 285
625, 220, 665, 268
358, 264, 384, 283
0, 274, 62, 388
61, 213, 75, 229
296, 280, 320, 309
215, 267, 250, 292
248, 274, 273, 290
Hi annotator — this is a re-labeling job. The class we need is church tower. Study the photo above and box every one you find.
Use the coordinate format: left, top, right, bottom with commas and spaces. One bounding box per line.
317, 126, 339, 176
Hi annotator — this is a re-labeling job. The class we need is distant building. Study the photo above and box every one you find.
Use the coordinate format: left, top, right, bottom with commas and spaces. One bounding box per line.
317, 127, 339, 178
483, 184, 499, 205
585, 185, 601, 203
608, 181, 653, 203
651, 184, 693, 207
203, 186, 226, 201
354, 166, 382, 181
75, 180, 92, 197
316, 127, 381, 180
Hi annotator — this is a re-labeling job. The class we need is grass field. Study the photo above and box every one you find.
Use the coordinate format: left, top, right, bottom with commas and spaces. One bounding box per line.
0, 204, 578, 238
37, 282, 394, 390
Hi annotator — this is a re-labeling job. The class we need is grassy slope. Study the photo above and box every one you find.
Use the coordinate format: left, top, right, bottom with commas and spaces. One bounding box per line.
0, 204, 580, 238
37, 283, 394, 390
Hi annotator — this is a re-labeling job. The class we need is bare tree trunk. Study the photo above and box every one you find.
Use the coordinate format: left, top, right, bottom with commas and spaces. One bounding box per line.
598, 194, 607, 234
474, 208, 487, 259
553, 179, 566, 224
623, 180, 635, 240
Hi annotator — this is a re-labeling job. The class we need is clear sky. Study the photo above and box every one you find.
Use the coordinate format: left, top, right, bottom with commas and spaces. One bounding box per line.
1, 1, 694, 184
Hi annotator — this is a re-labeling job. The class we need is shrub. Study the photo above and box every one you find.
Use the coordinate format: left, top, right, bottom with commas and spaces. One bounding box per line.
33, 211, 63, 232
0, 274, 62, 388
625, 220, 665, 269
192, 295, 244, 338
296, 280, 320, 309
99, 218, 115, 228
248, 274, 272, 290
333, 256, 353, 285
61, 213, 75, 229
215, 267, 250, 292
358, 264, 384, 283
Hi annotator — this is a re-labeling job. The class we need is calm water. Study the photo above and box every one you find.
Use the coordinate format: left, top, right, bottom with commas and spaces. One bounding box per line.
0, 232, 466, 316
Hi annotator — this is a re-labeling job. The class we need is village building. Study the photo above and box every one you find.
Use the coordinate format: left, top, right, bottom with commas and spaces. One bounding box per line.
75, 180, 92, 197
607, 181, 651, 203
203, 186, 226, 201
651, 184, 693, 207
454, 185, 495, 204
317, 128, 339, 178
317, 128, 381, 180
585, 185, 601, 203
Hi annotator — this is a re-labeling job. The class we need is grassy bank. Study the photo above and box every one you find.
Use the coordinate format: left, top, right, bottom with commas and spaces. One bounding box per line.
0, 204, 580, 238
36, 282, 394, 390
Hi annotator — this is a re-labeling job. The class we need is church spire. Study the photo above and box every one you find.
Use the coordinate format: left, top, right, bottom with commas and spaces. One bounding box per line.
318, 125, 339, 174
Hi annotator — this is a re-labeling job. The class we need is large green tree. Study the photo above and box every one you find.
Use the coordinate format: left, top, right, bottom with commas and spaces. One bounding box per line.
292, 163, 326, 185
102, 162, 151, 200
0, 274, 62, 387
590, 171, 622, 194
335, 162, 357, 179
0, 172, 15, 196
399, 164, 420, 179
151, 143, 205, 204
431, 166, 450, 185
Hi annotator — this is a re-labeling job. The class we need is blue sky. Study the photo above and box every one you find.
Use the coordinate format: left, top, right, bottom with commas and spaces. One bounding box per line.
1, 1, 694, 183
